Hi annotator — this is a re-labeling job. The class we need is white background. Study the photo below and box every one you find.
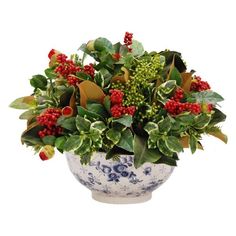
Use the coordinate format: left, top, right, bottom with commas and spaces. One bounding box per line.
0, 0, 235, 235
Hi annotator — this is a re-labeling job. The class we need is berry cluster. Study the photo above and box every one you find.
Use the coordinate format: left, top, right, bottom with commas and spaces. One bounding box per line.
190, 76, 211, 91
109, 89, 136, 117
171, 88, 184, 101
164, 88, 201, 115
37, 108, 63, 138
124, 32, 133, 52
49, 50, 95, 87
164, 100, 201, 115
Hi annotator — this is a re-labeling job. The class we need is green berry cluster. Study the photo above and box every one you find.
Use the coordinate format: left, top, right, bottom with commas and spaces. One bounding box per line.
112, 54, 164, 108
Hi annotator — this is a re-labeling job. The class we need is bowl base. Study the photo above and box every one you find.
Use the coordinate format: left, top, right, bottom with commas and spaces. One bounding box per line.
92, 192, 152, 204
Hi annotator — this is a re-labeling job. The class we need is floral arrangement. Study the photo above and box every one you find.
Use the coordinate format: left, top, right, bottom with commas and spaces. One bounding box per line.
10, 32, 227, 168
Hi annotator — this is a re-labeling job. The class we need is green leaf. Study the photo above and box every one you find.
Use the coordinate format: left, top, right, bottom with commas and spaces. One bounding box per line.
191, 91, 224, 105
55, 136, 67, 150
86, 102, 108, 118
134, 135, 162, 168
90, 121, 106, 133
155, 155, 177, 166
158, 139, 173, 157
169, 67, 182, 86
157, 80, 176, 99
94, 73, 105, 88
144, 122, 158, 134
113, 115, 133, 127
64, 135, 83, 151
148, 128, 161, 144
44, 68, 57, 79
30, 74, 47, 90
74, 137, 92, 155
165, 136, 183, 153
106, 147, 121, 160
42, 135, 56, 146
89, 129, 101, 142
77, 106, 104, 121
94, 37, 113, 52
117, 129, 133, 152
209, 108, 226, 125
10, 96, 36, 109
57, 116, 76, 131
75, 116, 91, 132
193, 113, 211, 129
19, 110, 35, 119
158, 117, 171, 134
176, 113, 194, 125
76, 72, 92, 81
131, 40, 144, 57
103, 95, 111, 113
106, 128, 121, 144
190, 135, 197, 154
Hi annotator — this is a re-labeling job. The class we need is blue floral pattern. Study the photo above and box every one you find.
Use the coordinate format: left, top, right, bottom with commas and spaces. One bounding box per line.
67, 152, 174, 198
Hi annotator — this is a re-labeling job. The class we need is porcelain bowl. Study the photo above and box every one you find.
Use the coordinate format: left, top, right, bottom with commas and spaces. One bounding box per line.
66, 152, 174, 204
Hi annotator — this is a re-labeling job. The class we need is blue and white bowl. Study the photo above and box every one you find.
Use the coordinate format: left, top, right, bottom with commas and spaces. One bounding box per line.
66, 152, 174, 204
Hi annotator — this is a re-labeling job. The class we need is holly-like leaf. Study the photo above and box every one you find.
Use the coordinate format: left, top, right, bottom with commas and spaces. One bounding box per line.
134, 135, 162, 168
116, 128, 133, 152
10, 96, 36, 109
158, 139, 173, 157
158, 117, 171, 134
78, 80, 105, 108
193, 113, 211, 129
113, 115, 133, 127
77, 106, 104, 121
165, 136, 183, 153
144, 122, 159, 134
75, 116, 91, 132
74, 137, 92, 155
64, 135, 83, 151
106, 128, 121, 144
90, 121, 106, 133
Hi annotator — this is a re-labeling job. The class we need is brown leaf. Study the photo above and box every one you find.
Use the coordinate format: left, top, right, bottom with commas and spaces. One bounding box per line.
181, 72, 192, 93
21, 121, 42, 144
78, 80, 105, 108
111, 67, 130, 83
180, 135, 203, 149
208, 130, 228, 144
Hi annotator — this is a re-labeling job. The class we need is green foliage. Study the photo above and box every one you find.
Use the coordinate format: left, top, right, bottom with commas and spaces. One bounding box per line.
112, 115, 133, 127
10, 96, 36, 109
57, 117, 77, 131
30, 75, 48, 90
131, 40, 144, 57
189, 91, 224, 105
117, 128, 134, 152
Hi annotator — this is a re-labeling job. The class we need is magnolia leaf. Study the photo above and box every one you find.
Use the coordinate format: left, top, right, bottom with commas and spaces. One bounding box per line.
10, 96, 36, 109
78, 80, 105, 108
111, 67, 130, 83
86, 101, 108, 117
209, 108, 226, 125
57, 117, 76, 131
167, 56, 182, 85
103, 95, 111, 113
155, 155, 177, 166
112, 115, 133, 127
19, 110, 35, 120
208, 129, 228, 144
181, 72, 192, 93
42, 135, 56, 146
190, 135, 197, 154
134, 135, 162, 168
180, 135, 203, 150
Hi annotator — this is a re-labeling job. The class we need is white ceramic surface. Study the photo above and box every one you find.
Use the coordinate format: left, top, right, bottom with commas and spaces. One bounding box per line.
66, 152, 174, 204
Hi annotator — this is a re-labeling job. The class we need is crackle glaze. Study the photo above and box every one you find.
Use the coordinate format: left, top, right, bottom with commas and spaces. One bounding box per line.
66, 152, 174, 204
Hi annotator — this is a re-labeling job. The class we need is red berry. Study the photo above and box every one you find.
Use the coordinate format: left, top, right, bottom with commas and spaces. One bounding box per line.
190, 76, 211, 91
124, 32, 133, 51
48, 49, 58, 59
62, 106, 73, 117
83, 63, 95, 78
112, 53, 121, 61
39, 151, 48, 161
111, 104, 123, 117
110, 89, 124, 105
56, 54, 67, 63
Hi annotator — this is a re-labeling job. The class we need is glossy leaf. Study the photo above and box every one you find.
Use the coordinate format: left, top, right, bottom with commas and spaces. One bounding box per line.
78, 80, 105, 108
112, 115, 133, 127
94, 37, 113, 52
75, 116, 91, 132
117, 129, 133, 152
42, 135, 56, 146
30, 74, 47, 90
57, 117, 76, 131
106, 128, 121, 144
158, 117, 171, 134
134, 135, 162, 168
165, 136, 183, 153
55, 136, 67, 150
181, 72, 192, 93
10, 96, 36, 109
193, 113, 211, 129
64, 135, 83, 151
90, 121, 106, 133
